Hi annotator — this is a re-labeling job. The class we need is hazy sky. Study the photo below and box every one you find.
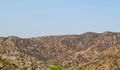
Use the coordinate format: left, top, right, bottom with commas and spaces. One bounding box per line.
0, 0, 120, 38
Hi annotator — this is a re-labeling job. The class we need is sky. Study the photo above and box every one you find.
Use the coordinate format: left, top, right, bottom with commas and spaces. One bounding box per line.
0, 0, 120, 38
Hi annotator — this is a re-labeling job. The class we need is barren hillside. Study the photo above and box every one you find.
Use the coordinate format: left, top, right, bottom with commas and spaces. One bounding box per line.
0, 32, 120, 70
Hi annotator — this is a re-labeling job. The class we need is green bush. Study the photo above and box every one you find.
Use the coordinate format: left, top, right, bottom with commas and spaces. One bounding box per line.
0, 56, 18, 70
49, 64, 74, 70
49, 65, 62, 70
66, 66, 74, 70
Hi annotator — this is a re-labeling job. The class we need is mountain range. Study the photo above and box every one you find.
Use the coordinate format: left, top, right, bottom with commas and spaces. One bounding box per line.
0, 31, 120, 70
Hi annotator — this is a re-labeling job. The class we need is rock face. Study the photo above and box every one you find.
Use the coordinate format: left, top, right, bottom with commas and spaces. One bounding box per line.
0, 32, 120, 70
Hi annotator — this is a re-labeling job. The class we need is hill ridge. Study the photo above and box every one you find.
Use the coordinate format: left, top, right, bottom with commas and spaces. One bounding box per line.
0, 32, 120, 70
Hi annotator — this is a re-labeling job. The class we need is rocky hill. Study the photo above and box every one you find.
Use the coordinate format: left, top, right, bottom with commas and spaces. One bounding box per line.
0, 31, 120, 70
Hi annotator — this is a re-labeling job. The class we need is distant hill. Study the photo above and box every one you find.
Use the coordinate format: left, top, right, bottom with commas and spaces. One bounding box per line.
0, 31, 120, 70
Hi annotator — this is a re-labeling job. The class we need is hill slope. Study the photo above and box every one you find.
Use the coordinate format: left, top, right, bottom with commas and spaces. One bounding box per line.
0, 31, 120, 70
